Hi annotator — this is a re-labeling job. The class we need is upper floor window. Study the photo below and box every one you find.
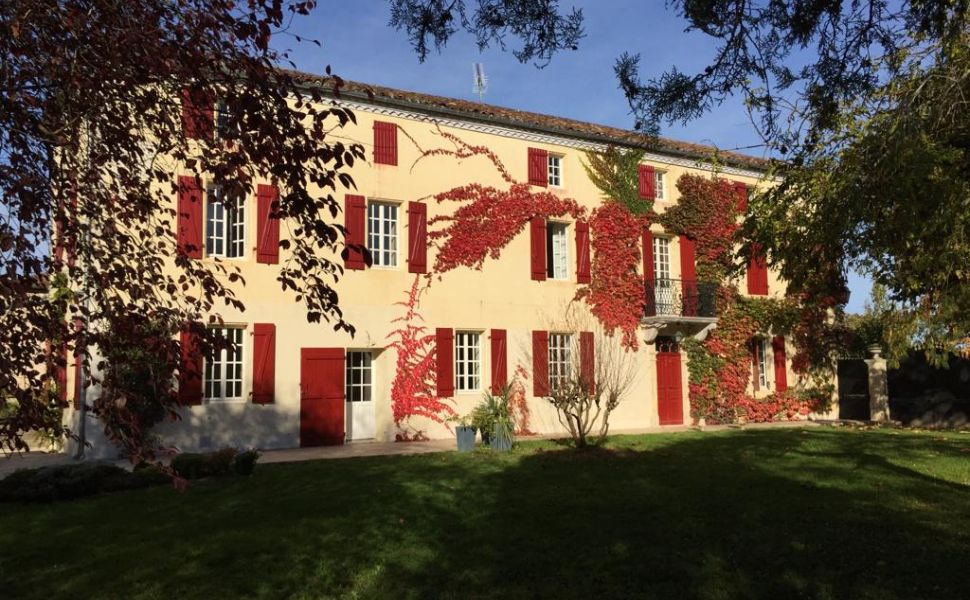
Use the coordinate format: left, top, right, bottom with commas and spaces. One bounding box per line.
455, 331, 481, 392
215, 100, 234, 140
548, 333, 573, 391
653, 236, 671, 281
655, 170, 666, 200
546, 222, 569, 280
548, 154, 562, 187
367, 201, 398, 267
206, 186, 245, 258
205, 327, 244, 401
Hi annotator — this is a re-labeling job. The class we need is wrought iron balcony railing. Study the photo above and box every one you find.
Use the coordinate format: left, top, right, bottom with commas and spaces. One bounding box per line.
645, 279, 718, 318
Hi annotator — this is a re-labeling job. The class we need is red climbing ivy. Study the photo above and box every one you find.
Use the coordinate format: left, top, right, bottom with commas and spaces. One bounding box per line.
385, 276, 456, 435
417, 130, 586, 276
661, 172, 832, 424
659, 174, 739, 282
576, 202, 647, 349
429, 182, 585, 275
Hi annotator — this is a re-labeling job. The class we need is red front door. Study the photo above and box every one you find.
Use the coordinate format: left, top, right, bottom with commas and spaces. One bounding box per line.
657, 349, 684, 425
300, 348, 345, 446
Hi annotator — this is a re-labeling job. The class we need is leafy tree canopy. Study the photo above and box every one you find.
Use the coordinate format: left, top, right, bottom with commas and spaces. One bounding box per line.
389, 0, 970, 348
0, 0, 362, 453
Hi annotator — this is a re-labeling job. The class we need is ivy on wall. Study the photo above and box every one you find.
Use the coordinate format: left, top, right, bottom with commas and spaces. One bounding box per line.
659, 174, 834, 424
401, 131, 836, 430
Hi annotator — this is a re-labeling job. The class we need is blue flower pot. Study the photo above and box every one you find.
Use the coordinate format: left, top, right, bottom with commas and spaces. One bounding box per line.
456, 426, 477, 453
489, 424, 513, 452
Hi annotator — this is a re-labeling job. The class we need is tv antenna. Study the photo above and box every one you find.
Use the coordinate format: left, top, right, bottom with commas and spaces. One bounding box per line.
473, 62, 488, 102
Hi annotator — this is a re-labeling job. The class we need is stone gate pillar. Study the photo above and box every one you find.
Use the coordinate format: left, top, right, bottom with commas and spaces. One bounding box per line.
865, 346, 890, 422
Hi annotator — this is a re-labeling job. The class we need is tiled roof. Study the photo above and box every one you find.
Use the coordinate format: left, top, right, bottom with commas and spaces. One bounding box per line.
284, 69, 772, 172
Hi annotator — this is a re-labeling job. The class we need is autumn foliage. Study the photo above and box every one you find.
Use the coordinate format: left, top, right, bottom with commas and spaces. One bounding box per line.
386, 276, 456, 435
576, 202, 647, 349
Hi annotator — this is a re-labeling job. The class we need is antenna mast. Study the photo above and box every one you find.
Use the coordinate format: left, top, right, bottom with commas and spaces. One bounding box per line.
473, 62, 488, 102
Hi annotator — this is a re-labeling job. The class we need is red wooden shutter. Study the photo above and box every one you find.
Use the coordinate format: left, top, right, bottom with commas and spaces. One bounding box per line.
373, 121, 398, 165
772, 336, 788, 392
679, 235, 699, 316
532, 330, 549, 396
638, 165, 656, 200
751, 339, 761, 392
177, 176, 203, 259
54, 341, 68, 407
733, 181, 748, 213
72, 344, 82, 409
72, 318, 83, 409
407, 201, 427, 274
344, 194, 367, 270
579, 331, 595, 392
679, 236, 697, 282
490, 329, 508, 394
642, 227, 655, 282
643, 226, 656, 316
746, 244, 769, 295
528, 147, 548, 187
436, 328, 454, 398
530, 216, 547, 281
256, 184, 280, 264
181, 88, 214, 141
179, 328, 203, 406
252, 323, 276, 404
575, 220, 591, 284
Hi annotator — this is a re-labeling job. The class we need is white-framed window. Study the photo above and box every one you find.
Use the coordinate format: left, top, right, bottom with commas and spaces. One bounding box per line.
367, 201, 398, 267
653, 236, 674, 315
653, 236, 671, 281
755, 338, 770, 390
655, 170, 666, 200
546, 221, 569, 280
204, 327, 244, 401
548, 333, 573, 391
455, 331, 481, 392
345, 351, 373, 403
547, 154, 562, 187
205, 186, 245, 258
215, 99, 232, 139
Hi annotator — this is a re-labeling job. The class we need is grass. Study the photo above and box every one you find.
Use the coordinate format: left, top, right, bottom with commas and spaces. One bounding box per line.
1, 425, 969, 599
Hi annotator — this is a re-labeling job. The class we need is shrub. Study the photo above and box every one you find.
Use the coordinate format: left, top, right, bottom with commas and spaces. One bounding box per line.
232, 449, 261, 476
0, 462, 133, 502
170, 448, 238, 479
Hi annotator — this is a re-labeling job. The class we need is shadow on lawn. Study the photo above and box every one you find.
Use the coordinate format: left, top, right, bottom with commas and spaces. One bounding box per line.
2, 428, 969, 600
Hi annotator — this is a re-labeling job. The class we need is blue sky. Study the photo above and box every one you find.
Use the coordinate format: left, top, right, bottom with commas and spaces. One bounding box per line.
278, 1, 871, 312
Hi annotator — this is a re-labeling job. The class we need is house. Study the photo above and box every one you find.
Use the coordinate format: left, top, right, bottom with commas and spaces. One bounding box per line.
61, 74, 793, 455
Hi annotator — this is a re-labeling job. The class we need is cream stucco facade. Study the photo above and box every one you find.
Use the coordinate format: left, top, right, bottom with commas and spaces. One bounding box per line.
64, 78, 794, 456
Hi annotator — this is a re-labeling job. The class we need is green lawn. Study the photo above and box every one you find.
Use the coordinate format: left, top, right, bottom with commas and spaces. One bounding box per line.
1, 426, 969, 600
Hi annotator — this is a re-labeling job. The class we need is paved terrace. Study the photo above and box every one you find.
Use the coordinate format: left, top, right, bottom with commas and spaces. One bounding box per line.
0, 420, 825, 479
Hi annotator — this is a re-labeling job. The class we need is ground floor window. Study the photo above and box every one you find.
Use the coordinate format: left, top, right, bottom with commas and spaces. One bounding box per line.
755, 338, 769, 390
205, 327, 244, 401
548, 333, 573, 390
455, 331, 481, 392
345, 351, 373, 403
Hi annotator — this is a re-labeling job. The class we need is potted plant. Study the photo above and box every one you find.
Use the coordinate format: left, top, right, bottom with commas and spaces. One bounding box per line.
451, 415, 477, 453
491, 415, 514, 452
472, 386, 515, 451
471, 393, 499, 446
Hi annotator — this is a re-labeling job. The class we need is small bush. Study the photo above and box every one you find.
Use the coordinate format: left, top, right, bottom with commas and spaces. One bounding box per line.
0, 462, 132, 502
170, 448, 238, 479
232, 449, 260, 476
